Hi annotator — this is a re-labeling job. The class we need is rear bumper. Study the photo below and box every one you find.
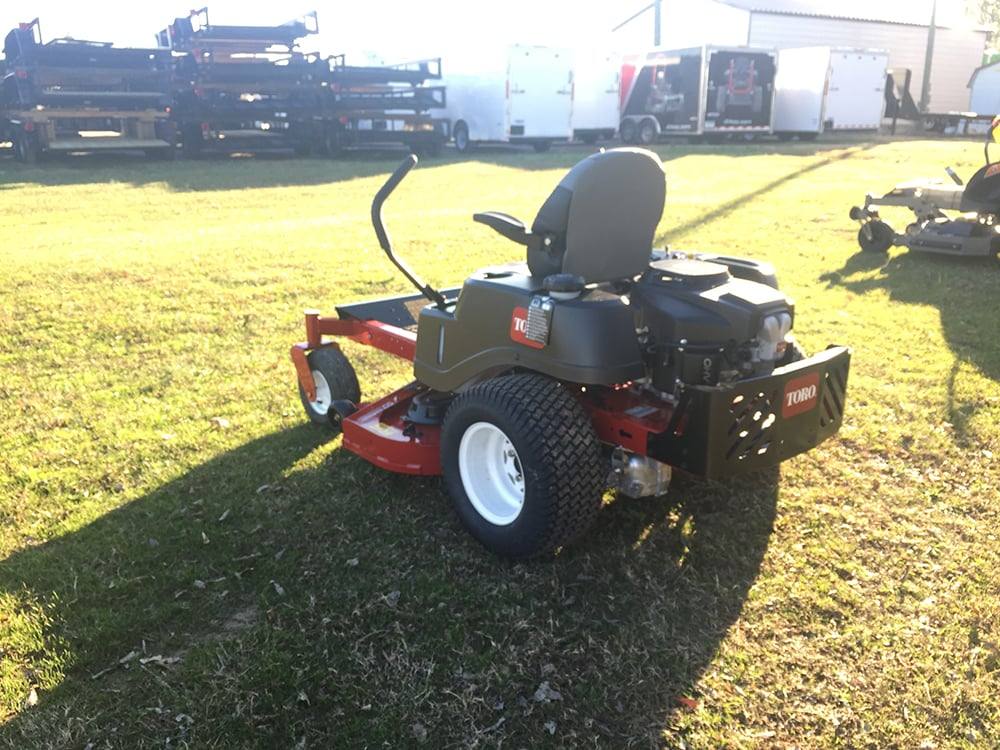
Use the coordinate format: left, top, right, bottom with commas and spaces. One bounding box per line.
649, 346, 851, 480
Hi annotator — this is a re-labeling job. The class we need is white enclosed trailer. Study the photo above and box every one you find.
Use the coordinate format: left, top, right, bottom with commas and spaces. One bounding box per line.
773, 47, 887, 139
442, 45, 574, 153
824, 49, 888, 131
772, 46, 830, 139
572, 51, 620, 143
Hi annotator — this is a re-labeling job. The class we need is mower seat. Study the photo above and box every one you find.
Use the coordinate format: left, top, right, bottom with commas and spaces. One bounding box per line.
474, 148, 666, 282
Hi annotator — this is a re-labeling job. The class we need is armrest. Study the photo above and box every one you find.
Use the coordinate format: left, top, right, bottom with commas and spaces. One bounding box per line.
473, 211, 530, 245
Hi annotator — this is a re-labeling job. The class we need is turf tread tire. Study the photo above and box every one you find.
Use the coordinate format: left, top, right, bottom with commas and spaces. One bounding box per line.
442, 374, 605, 559
298, 347, 361, 431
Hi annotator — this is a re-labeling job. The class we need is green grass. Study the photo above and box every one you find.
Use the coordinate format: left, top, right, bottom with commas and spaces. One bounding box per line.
0, 140, 998, 748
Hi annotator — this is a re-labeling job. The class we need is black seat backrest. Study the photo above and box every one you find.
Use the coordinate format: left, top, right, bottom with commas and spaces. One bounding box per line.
528, 148, 666, 282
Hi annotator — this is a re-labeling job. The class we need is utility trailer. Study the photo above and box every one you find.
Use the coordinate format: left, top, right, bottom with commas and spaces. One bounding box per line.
773, 47, 887, 141
318, 56, 449, 156
442, 45, 574, 153
572, 51, 620, 144
157, 8, 323, 156
620, 46, 777, 144
1, 18, 174, 162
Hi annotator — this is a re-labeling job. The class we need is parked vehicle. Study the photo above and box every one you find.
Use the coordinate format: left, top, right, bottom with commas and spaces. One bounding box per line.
442, 45, 574, 153
1, 18, 175, 162
620, 46, 777, 144
290, 149, 851, 558
572, 51, 619, 144
850, 117, 1000, 260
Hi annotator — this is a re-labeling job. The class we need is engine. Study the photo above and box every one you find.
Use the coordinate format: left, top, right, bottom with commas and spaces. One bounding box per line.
630, 254, 794, 393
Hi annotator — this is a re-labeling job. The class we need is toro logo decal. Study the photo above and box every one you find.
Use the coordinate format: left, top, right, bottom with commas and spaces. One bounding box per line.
782, 372, 820, 418
510, 307, 544, 349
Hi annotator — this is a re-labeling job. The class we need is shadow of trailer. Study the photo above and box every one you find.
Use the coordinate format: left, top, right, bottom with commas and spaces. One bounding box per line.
1, 18, 176, 162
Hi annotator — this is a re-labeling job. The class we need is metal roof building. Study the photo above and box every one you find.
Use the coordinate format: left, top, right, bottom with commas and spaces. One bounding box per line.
716, 0, 988, 111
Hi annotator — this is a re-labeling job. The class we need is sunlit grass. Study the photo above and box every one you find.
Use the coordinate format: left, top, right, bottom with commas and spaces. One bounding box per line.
0, 140, 997, 748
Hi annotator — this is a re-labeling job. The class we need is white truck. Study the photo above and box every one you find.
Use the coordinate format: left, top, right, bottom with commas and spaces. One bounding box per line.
773, 47, 888, 140
572, 51, 620, 144
442, 45, 574, 153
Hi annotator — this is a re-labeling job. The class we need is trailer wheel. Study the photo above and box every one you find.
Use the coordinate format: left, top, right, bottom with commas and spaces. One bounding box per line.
322, 128, 343, 158
858, 220, 894, 254
298, 347, 361, 431
580, 133, 599, 145
637, 119, 657, 145
776, 132, 795, 142
14, 132, 37, 164
620, 119, 637, 144
454, 121, 473, 153
441, 374, 605, 559
532, 141, 551, 153
181, 124, 203, 159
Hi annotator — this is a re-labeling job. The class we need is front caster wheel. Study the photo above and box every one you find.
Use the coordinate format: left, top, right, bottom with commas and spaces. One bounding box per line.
858, 220, 894, 254
441, 374, 605, 559
298, 347, 361, 432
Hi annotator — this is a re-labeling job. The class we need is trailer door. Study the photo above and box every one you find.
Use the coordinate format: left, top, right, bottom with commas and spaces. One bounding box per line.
825, 51, 887, 131
572, 52, 620, 132
704, 49, 776, 133
507, 46, 573, 139
773, 47, 830, 135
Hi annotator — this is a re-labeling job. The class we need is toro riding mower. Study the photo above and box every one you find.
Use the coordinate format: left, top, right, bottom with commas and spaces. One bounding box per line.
290, 148, 851, 558
850, 117, 1000, 259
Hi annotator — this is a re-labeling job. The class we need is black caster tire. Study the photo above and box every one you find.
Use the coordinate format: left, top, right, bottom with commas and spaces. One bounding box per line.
858, 220, 894, 254
441, 374, 605, 559
298, 347, 361, 432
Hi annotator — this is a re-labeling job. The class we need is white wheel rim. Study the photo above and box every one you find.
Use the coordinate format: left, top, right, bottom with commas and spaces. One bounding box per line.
308, 370, 332, 415
458, 422, 525, 526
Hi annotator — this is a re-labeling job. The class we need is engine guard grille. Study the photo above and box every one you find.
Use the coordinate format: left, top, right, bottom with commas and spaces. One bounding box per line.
649, 346, 851, 480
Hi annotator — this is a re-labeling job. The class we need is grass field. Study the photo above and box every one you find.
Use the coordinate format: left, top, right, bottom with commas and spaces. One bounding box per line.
0, 140, 998, 749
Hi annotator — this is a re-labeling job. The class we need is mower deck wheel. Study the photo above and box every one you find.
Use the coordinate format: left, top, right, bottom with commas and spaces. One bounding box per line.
298, 347, 361, 432
858, 220, 894, 254
441, 374, 605, 559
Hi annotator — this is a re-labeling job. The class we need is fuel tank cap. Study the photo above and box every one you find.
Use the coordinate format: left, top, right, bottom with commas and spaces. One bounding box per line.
646, 258, 731, 289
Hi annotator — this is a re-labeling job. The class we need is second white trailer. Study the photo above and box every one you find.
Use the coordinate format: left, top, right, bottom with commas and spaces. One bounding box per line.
572, 51, 620, 144
442, 45, 574, 153
774, 47, 888, 139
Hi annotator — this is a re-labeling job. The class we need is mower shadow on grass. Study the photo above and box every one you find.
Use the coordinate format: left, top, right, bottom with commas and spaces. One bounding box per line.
822, 250, 1000, 444
0, 412, 780, 746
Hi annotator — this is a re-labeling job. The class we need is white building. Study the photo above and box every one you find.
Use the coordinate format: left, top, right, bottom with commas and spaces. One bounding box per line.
969, 61, 1000, 115
612, 0, 988, 112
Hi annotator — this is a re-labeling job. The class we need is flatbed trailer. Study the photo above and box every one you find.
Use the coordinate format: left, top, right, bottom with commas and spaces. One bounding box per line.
319, 56, 448, 155
1, 18, 175, 161
158, 8, 324, 155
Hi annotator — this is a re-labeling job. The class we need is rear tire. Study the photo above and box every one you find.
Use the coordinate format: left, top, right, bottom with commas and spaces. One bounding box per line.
454, 121, 472, 153
441, 374, 605, 559
532, 140, 551, 153
298, 347, 361, 432
858, 220, 894, 254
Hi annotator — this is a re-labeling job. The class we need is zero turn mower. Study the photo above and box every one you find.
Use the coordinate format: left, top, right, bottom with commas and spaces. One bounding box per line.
850, 117, 1000, 259
291, 148, 851, 558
